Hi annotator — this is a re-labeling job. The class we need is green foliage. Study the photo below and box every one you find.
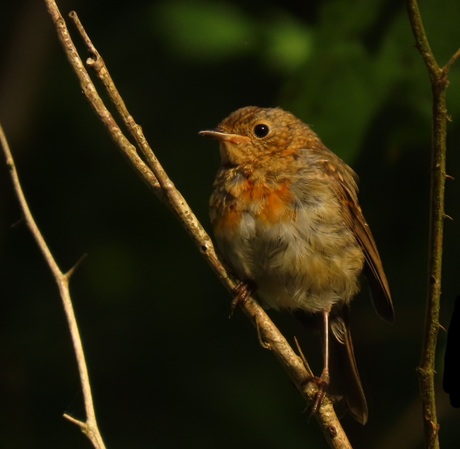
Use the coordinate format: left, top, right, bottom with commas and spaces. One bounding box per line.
152, 1, 254, 60
152, 0, 312, 71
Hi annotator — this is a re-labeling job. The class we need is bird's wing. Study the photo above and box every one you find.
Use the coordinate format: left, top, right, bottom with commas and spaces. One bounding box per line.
347, 196, 394, 322
322, 152, 394, 322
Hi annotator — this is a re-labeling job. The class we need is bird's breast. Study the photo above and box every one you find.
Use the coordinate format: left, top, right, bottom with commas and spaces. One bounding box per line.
210, 167, 364, 312
211, 174, 295, 234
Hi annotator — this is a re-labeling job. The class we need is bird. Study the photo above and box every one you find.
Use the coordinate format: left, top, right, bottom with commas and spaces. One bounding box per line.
199, 106, 394, 425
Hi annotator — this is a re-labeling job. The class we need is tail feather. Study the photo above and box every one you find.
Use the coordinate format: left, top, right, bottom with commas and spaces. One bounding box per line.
295, 308, 368, 425
330, 311, 368, 425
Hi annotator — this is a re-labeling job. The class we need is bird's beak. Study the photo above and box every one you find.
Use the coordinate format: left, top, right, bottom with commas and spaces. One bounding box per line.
199, 130, 250, 145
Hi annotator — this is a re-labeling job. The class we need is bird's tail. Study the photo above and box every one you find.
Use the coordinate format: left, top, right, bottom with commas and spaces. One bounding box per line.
330, 309, 368, 425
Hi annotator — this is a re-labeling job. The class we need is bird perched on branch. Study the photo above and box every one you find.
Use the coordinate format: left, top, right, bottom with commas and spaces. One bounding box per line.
200, 106, 394, 424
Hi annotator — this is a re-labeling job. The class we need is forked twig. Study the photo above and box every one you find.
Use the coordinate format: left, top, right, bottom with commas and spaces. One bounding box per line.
406, 1, 460, 448
0, 124, 106, 449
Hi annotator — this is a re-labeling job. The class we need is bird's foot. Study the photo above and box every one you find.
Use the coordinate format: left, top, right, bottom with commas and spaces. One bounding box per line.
229, 280, 256, 317
305, 371, 330, 416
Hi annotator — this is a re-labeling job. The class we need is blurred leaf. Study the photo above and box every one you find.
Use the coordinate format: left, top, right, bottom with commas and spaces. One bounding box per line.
151, 0, 254, 61
262, 13, 313, 74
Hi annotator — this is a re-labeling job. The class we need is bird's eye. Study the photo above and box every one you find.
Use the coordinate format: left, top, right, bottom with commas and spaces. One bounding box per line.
253, 123, 270, 138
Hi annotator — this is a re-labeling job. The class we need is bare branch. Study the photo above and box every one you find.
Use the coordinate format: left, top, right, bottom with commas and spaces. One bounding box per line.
406, 1, 460, 448
0, 123, 106, 449
406, 0, 440, 82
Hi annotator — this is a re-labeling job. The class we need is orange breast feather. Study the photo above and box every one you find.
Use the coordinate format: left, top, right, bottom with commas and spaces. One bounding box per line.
214, 179, 294, 235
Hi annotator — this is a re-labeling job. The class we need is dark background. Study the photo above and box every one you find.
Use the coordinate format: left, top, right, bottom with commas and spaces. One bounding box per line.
1, 1, 460, 448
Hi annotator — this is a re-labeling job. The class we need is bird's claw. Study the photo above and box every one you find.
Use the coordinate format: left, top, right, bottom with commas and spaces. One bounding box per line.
305, 372, 330, 416
229, 281, 255, 317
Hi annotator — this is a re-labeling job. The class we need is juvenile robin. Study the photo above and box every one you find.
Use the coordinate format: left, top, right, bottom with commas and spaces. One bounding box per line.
200, 106, 394, 425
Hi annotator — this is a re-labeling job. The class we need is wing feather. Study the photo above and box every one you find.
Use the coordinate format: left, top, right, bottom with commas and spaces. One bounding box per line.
323, 155, 394, 322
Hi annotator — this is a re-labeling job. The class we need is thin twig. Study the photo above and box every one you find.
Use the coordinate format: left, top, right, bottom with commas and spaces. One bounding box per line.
443, 48, 460, 74
43, 1, 354, 448
406, 1, 459, 448
43, 0, 160, 197
67, 10, 224, 281
0, 123, 106, 449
